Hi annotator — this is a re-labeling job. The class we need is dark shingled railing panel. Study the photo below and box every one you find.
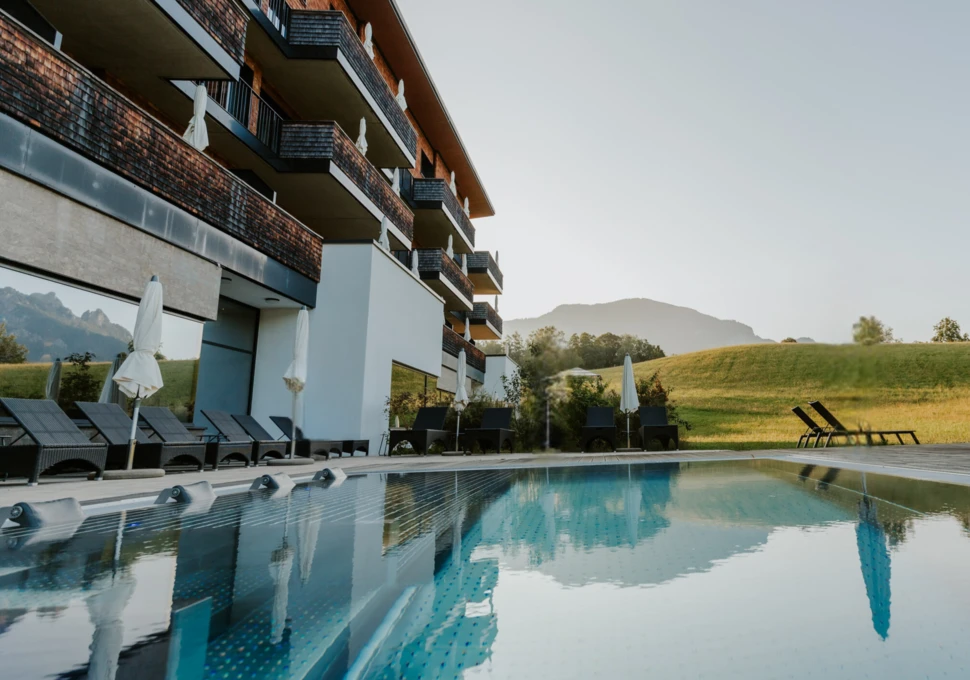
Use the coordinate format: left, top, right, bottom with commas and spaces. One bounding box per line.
0, 16, 322, 281
442, 326, 486, 373
176, 0, 248, 65
279, 122, 414, 241
417, 249, 473, 303
412, 178, 475, 248
283, 10, 416, 159
466, 251, 503, 291
469, 302, 503, 335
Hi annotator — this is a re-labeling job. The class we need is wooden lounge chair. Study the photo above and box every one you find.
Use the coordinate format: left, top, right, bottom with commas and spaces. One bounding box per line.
791, 406, 825, 448
0, 398, 107, 485
76, 401, 205, 470
582, 407, 617, 452
639, 406, 679, 450
139, 407, 250, 470
388, 407, 449, 455
809, 401, 919, 447
268, 415, 344, 459
202, 410, 287, 465
465, 408, 515, 454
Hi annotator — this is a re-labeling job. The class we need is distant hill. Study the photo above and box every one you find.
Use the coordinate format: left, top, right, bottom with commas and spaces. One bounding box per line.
505, 298, 774, 355
0, 287, 131, 362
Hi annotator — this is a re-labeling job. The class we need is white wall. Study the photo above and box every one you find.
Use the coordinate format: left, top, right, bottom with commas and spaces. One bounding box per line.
251, 243, 444, 451
483, 354, 520, 401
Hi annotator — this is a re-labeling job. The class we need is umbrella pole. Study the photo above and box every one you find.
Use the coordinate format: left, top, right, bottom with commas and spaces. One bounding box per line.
126, 397, 141, 470
290, 393, 297, 459
455, 412, 461, 453
627, 413, 631, 449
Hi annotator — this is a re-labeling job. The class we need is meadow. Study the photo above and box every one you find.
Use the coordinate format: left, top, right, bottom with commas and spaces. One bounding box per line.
598, 343, 970, 449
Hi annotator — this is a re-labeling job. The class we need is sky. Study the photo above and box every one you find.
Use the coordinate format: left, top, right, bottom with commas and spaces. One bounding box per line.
396, 0, 970, 343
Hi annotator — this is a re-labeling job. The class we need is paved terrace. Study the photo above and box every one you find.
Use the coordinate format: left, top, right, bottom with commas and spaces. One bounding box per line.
3, 444, 970, 508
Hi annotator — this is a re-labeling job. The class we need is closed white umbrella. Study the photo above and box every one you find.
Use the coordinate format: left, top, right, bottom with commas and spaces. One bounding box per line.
297, 514, 321, 586
45, 357, 62, 402
619, 354, 639, 449
85, 575, 135, 680
182, 83, 209, 152
268, 542, 294, 644
411, 250, 420, 276
445, 234, 454, 260
378, 217, 390, 251
98, 355, 122, 404
453, 350, 469, 452
283, 307, 309, 459
463, 324, 471, 342
113, 276, 164, 470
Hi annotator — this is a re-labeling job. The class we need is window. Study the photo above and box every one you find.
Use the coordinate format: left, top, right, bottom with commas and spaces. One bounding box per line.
420, 152, 435, 179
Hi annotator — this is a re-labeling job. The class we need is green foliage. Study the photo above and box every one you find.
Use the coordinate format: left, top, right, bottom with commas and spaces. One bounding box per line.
58, 351, 100, 409
781, 337, 798, 343
931, 317, 968, 343
0, 321, 28, 363
853, 316, 897, 345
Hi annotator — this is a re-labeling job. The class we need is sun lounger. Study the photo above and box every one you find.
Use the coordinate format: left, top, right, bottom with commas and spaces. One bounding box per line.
465, 408, 515, 454
638, 406, 679, 450
809, 401, 919, 447
388, 407, 449, 455
0, 398, 107, 485
139, 407, 250, 469
791, 406, 825, 448
75, 401, 205, 470
268, 416, 344, 459
582, 407, 617, 452
202, 410, 287, 465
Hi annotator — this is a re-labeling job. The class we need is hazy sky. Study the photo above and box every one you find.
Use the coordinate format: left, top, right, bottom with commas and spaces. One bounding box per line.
397, 0, 970, 343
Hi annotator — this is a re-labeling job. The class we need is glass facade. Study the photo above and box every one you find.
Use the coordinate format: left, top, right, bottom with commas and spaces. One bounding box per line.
0, 265, 203, 420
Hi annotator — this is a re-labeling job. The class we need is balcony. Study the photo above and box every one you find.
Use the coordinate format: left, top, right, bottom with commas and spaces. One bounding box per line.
467, 302, 503, 340
442, 326, 487, 374
0, 15, 322, 282
170, 80, 413, 248
29, 0, 246, 82
244, 5, 416, 168
407, 177, 476, 253
416, 250, 473, 312
466, 252, 504, 295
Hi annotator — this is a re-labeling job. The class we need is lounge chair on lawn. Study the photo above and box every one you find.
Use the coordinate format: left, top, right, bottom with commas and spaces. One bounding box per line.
791, 406, 826, 449
202, 410, 287, 466
388, 407, 449, 455
76, 402, 205, 470
464, 408, 515, 454
139, 407, 250, 470
268, 416, 345, 459
0, 398, 107, 485
582, 407, 617, 453
639, 406, 679, 450
809, 401, 919, 447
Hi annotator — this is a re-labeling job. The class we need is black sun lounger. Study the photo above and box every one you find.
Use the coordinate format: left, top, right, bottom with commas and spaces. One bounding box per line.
464, 408, 515, 454
139, 407, 249, 470
388, 407, 449, 455
0, 398, 107, 485
638, 406, 679, 450
76, 401, 205, 470
809, 401, 919, 447
791, 406, 825, 448
268, 416, 344, 460
202, 410, 286, 465
582, 407, 617, 452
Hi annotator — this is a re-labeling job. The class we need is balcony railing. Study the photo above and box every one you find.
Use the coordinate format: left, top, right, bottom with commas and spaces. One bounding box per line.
202, 79, 284, 153
443, 326, 487, 373
257, 8, 417, 159
411, 178, 476, 248
466, 251, 503, 291
278, 123, 414, 241
468, 302, 503, 336
0, 15, 322, 281
416, 249, 474, 303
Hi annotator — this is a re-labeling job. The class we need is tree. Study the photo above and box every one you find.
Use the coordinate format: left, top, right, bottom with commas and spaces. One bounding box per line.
781, 337, 798, 344
853, 316, 896, 345
58, 351, 101, 409
0, 322, 28, 363
931, 317, 968, 343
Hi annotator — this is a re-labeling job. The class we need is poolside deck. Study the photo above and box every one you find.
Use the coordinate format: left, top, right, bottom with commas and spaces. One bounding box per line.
3, 444, 970, 508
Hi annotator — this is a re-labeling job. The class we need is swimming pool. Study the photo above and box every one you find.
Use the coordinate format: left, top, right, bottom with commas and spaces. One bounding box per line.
1, 460, 968, 679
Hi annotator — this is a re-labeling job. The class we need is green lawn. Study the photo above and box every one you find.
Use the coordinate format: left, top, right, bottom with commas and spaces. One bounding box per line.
597, 343, 970, 449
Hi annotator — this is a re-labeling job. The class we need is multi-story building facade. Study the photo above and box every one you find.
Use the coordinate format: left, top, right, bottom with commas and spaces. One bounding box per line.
0, 0, 504, 451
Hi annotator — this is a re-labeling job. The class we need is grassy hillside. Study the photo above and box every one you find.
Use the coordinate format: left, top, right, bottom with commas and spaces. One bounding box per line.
597, 343, 970, 449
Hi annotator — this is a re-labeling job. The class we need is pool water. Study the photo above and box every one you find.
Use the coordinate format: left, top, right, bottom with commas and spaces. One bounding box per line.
2, 460, 970, 679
